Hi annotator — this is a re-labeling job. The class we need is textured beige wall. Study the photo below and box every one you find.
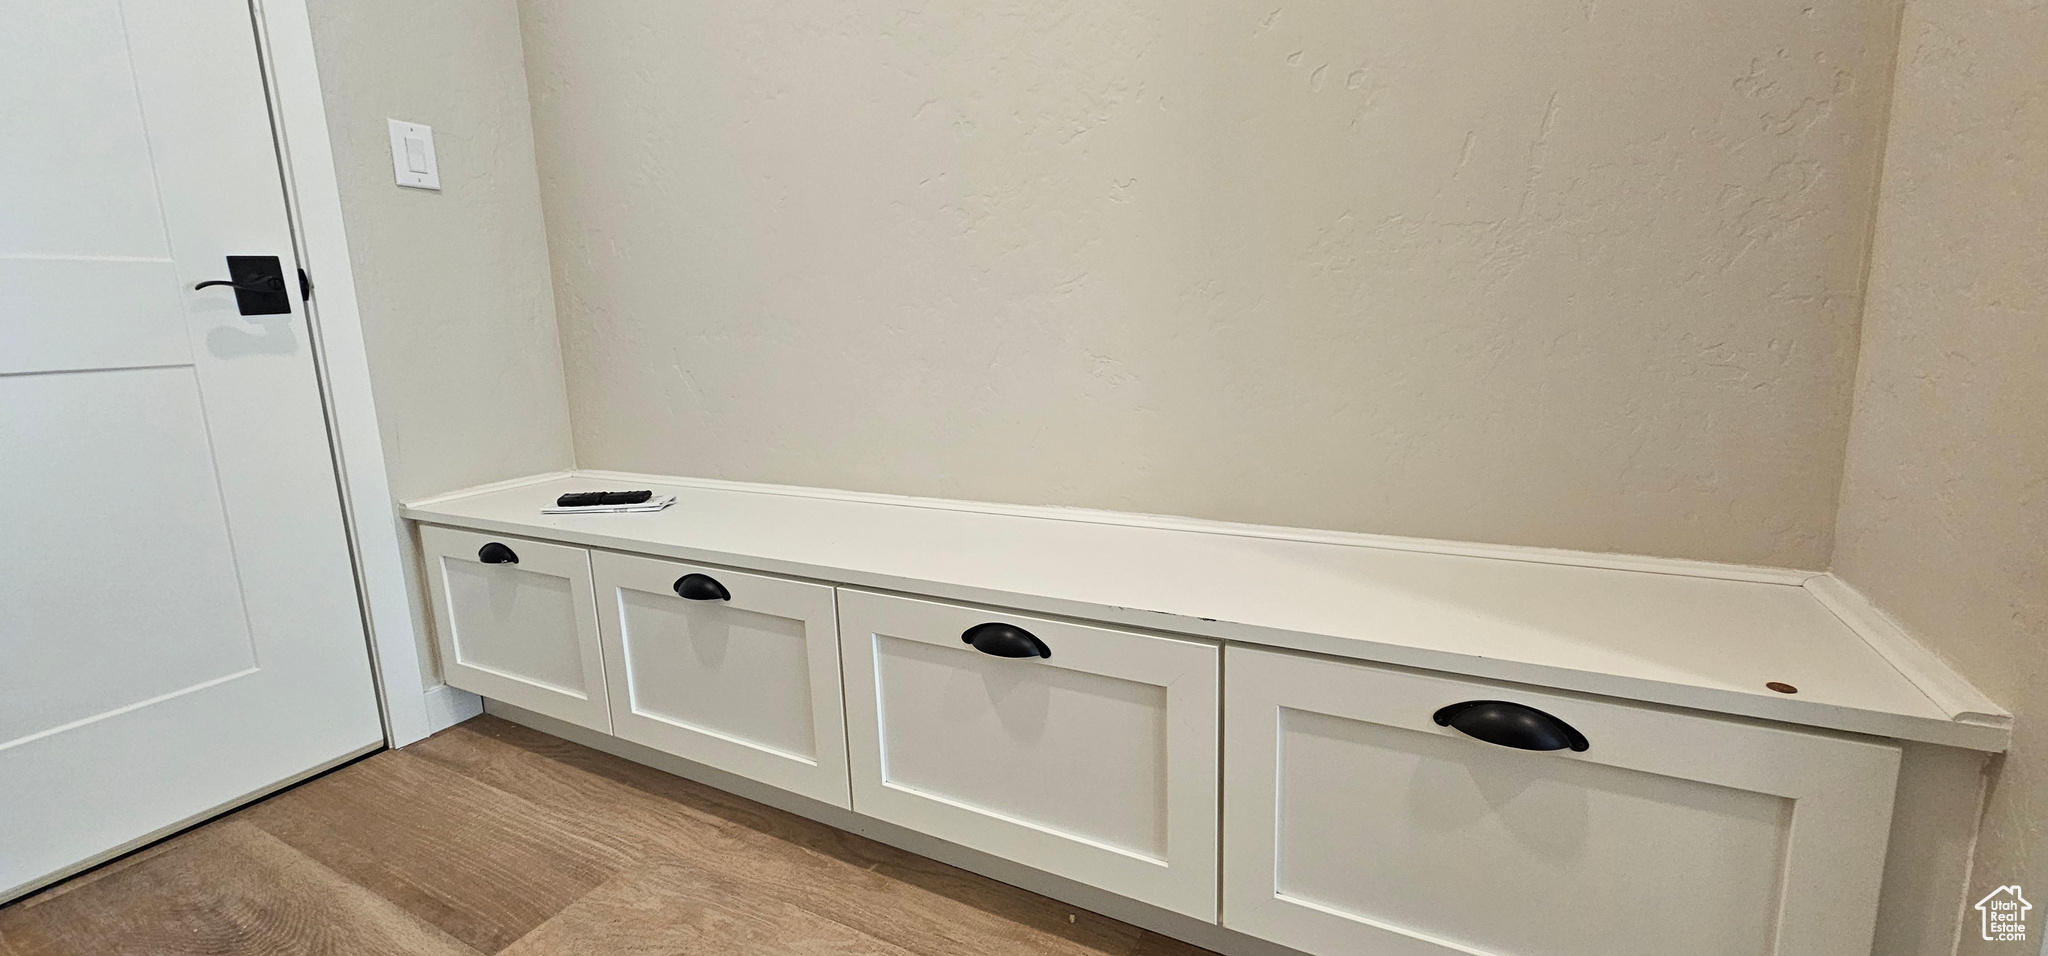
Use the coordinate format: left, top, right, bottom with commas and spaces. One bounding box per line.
307, 0, 574, 681
1832, 0, 2048, 950
519, 0, 1900, 567
303, 2, 2028, 945
308, 0, 572, 502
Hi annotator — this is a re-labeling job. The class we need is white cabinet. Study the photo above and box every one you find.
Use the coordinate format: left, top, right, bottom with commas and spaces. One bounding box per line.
837, 589, 1220, 921
419, 525, 609, 732
591, 551, 849, 808
1222, 646, 1902, 956
402, 479, 1959, 956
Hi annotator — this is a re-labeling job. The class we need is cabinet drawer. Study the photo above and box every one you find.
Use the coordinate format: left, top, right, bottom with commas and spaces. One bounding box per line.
592, 551, 849, 808
838, 590, 1219, 921
1222, 646, 1901, 956
419, 525, 609, 732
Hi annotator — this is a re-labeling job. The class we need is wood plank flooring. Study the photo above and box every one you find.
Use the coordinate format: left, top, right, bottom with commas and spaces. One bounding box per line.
0, 716, 1218, 956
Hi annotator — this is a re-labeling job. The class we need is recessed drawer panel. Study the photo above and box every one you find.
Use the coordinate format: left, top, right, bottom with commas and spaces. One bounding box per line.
1223, 645, 1902, 956
592, 551, 848, 808
838, 589, 1219, 921
419, 525, 609, 732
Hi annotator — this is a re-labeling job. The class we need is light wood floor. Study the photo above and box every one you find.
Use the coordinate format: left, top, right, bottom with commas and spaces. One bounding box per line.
0, 716, 1217, 956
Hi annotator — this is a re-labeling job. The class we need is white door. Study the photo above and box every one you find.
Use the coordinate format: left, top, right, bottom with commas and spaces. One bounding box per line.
592, 552, 848, 808
1222, 646, 1901, 956
0, 0, 384, 900
838, 589, 1220, 922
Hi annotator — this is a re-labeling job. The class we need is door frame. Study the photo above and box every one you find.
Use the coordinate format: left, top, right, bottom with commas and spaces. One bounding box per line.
245, 0, 478, 747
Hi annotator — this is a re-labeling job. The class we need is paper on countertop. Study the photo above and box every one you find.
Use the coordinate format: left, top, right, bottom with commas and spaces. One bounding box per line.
541, 495, 677, 515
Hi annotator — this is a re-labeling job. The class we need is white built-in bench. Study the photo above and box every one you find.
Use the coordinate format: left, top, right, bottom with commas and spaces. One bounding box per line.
403, 470, 2008, 956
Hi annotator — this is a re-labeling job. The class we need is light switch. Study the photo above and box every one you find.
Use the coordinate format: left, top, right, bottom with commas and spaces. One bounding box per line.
387, 119, 440, 190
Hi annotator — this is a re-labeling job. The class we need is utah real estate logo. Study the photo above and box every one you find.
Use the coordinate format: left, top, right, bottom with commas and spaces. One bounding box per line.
1975, 885, 2031, 942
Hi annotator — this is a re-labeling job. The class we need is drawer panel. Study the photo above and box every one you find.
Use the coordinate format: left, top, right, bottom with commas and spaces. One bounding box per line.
1223, 645, 1902, 956
874, 632, 1170, 858
419, 525, 609, 732
838, 589, 1219, 921
592, 551, 848, 807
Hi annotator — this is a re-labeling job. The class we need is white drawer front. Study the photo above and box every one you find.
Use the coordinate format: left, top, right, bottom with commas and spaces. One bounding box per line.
838, 589, 1219, 921
419, 525, 609, 732
1223, 646, 1901, 956
592, 551, 848, 808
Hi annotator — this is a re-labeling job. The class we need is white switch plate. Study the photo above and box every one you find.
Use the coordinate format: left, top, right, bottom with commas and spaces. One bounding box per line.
387, 119, 440, 190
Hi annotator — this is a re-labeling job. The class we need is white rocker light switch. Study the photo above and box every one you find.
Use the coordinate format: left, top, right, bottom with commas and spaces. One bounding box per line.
387, 119, 440, 190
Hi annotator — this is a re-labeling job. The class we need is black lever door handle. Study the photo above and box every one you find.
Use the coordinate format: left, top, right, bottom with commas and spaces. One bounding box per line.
477, 542, 518, 565
194, 255, 293, 315
962, 622, 1050, 659
673, 573, 731, 601
1433, 700, 1588, 752
194, 278, 283, 291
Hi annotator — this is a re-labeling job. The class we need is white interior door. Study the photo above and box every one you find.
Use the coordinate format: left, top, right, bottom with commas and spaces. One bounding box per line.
0, 0, 384, 900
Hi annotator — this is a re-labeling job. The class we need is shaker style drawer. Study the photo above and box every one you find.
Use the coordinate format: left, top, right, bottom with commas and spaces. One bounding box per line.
837, 589, 1220, 922
1222, 646, 1902, 956
419, 525, 609, 732
591, 551, 849, 808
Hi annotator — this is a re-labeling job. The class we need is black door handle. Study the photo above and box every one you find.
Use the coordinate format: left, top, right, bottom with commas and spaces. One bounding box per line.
194, 255, 293, 315
477, 542, 518, 565
962, 622, 1050, 659
1433, 700, 1588, 752
673, 573, 731, 601
194, 278, 282, 291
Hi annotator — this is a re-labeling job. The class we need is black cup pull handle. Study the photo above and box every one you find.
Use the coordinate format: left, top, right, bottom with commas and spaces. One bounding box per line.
1433, 700, 1589, 752
476, 542, 518, 565
673, 573, 731, 601
961, 622, 1050, 659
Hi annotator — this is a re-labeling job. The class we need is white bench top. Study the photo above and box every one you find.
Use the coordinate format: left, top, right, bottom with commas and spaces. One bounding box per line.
403, 471, 2008, 751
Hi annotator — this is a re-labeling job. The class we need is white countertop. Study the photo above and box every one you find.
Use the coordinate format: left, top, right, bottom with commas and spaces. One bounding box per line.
403, 470, 2009, 751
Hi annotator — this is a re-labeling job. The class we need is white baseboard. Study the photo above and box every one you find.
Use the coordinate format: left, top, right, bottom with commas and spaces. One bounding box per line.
421, 684, 484, 736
